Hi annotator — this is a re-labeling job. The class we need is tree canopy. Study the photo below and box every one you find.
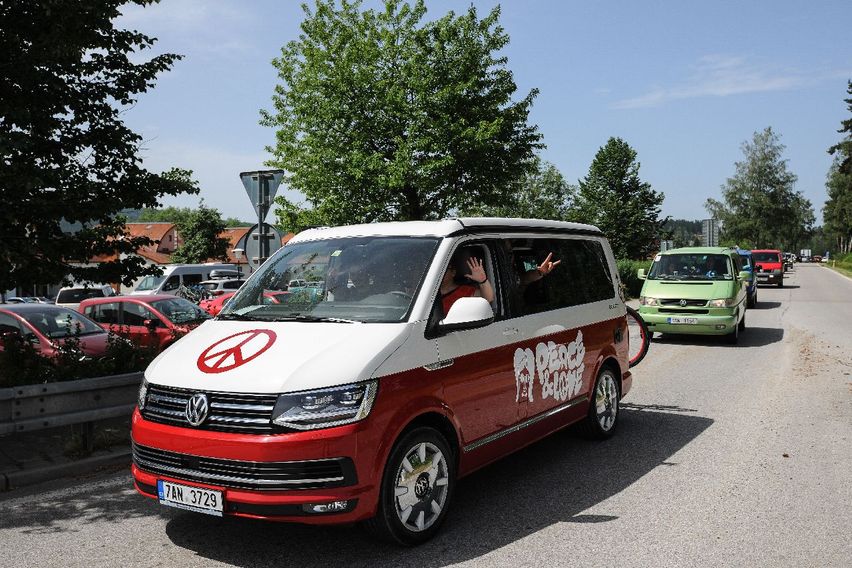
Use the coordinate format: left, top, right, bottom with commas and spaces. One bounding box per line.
170, 202, 231, 264
824, 81, 852, 254
706, 127, 814, 250
461, 158, 575, 220
262, 0, 542, 226
573, 137, 667, 260
0, 1, 197, 292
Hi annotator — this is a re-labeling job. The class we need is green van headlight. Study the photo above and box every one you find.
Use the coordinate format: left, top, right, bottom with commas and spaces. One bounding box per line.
708, 298, 734, 308
639, 296, 659, 306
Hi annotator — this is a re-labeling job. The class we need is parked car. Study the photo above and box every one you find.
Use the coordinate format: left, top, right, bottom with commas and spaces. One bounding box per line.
735, 248, 758, 308
198, 278, 245, 297
55, 284, 116, 312
80, 295, 210, 351
132, 264, 237, 296
637, 246, 750, 344
4, 297, 37, 304
751, 249, 784, 287
132, 218, 631, 544
812, 255, 823, 263
0, 304, 110, 358
199, 291, 292, 316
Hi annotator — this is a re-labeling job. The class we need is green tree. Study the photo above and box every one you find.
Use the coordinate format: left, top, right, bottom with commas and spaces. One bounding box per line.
273, 197, 330, 235
664, 219, 702, 248
138, 206, 193, 227
705, 127, 814, 250
262, 0, 542, 225
824, 81, 852, 254
0, 1, 196, 293
573, 137, 667, 259
461, 158, 575, 219
171, 202, 231, 264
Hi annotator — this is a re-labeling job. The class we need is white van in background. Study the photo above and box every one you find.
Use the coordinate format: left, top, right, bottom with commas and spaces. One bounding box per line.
55, 284, 116, 312
132, 264, 237, 296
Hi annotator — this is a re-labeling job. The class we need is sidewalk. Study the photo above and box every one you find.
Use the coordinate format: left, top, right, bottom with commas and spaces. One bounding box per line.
0, 417, 131, 491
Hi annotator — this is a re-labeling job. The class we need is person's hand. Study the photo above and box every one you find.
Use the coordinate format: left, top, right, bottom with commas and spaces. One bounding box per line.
466, 257, 487, 284
537, 252, 561, 276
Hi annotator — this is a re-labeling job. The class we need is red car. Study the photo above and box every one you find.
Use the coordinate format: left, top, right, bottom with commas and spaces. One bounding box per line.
80, 295, 210, 350
0, 304, 110, 358
751, 249, 784, 287
199, 291, 291, 316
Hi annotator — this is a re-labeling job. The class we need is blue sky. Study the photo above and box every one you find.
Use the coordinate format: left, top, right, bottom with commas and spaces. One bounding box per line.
118, 0, 852, 224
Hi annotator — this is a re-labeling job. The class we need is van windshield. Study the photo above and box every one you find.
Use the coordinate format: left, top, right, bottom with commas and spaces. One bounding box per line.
648, 254, 733, 281
752, 252, 780, 263
220, 237, 440, 323
135, 275, 164, 292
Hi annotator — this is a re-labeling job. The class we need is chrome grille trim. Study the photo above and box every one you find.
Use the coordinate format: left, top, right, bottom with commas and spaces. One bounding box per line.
142, 384, 278, 434
132, 442, 355, 490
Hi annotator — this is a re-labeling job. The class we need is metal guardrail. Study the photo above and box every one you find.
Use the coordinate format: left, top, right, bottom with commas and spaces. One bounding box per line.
0, 372, 142, 438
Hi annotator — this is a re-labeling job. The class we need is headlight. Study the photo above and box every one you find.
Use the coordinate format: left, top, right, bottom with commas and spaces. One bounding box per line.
272, 381, 378, 430
709, 298, 734, 307
138, 379, 148, 411
639, 296, 659, 306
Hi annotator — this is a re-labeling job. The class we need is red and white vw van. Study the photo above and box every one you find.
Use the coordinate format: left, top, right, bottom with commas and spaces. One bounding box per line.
132, 218, 633, 544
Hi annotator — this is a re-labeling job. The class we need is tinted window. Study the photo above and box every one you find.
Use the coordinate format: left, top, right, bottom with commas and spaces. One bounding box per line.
506, 238, 614, 317
182, 274, 203, 286
56, 288, 106, 303
122, 302, 156, 326
162, 276, 180, 292
223, 281, 242, 289
88, 302, 120, 325
0, 313, 22, 335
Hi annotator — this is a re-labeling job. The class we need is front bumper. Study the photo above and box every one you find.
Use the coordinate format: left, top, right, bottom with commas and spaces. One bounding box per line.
130, 409, 380, 524
755, 272, 782, 285
638, 308, 739, 335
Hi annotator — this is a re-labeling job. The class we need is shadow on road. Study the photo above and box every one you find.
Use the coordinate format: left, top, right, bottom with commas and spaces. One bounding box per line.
653, 325, 783, 348
163, 408, 713, 568
754, 301, 782, 310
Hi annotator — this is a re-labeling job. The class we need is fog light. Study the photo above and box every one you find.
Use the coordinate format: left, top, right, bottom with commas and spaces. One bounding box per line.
302, 500, 353, 514
715, 324, 727, 330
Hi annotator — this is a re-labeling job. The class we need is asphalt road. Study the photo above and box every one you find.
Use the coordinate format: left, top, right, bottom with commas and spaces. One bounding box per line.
1, 264, 849, 568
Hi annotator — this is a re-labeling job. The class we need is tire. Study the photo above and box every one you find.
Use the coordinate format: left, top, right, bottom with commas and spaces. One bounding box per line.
579, 366, 620, 439
778, 279, 784, 288
363, 427, 455, 546
747, 291, 755, 309
625, 306, 650, 368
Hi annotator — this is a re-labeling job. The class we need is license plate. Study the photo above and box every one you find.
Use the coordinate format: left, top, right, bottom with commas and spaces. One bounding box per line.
667, 317, 698, 325
757, 275, 769, 280
157, 480, 223, 516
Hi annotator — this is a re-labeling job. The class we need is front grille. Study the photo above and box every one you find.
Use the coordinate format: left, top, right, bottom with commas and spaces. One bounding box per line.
142, 384, 278, 434
659, 299, 708, 307
132, 442, 357, 490
659, 308, 710, 315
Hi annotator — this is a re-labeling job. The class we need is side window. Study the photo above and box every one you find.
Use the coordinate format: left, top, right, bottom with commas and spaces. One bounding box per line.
224, 281, 242, 289
89, 302, 120, 325
122, 302, 156, 326
0, 313, 22, 335
162, 275, 180, 292
430, 241, 504, 325
733, 255, 743, 272
182, 274, 203, 286
506, 237, 615, 317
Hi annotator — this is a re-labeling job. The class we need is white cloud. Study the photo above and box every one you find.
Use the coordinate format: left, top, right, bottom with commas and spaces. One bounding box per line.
613, 55, 809, 109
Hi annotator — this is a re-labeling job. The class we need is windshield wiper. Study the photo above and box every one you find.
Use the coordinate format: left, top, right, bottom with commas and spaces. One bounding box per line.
216, 313, 255, 321
267, 314, 358, 324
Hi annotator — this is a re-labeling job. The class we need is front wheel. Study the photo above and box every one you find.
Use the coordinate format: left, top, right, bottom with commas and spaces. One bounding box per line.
363, 427, 455, 545
580, 367, 620, 439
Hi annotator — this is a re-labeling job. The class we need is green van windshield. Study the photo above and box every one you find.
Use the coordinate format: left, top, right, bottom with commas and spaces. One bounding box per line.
648, 254, 733, 281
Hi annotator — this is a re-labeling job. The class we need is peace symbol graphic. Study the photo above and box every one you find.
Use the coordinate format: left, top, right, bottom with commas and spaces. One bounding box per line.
197, 329, 277, 374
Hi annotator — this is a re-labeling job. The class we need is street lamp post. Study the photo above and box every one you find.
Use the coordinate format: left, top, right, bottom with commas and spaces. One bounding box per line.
232, 248, 244, 281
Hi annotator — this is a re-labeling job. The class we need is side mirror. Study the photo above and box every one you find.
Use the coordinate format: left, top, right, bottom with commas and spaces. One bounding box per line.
637, 268, 646, 280
438, 297, 494, 333
738, 270, 752, 282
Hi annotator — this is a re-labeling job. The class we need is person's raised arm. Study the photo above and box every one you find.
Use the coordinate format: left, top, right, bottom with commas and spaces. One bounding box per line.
521, 252, 561, 284
466, 257, 495, 304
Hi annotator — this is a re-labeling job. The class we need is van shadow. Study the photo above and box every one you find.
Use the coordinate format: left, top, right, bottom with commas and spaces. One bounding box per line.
754, 301, 782, 310
165, 408, 713, 567
653, 326, 783, 348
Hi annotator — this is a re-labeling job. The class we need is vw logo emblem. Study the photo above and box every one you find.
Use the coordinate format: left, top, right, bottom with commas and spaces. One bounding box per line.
679, 299, 688, 307
185, 393, 209, 426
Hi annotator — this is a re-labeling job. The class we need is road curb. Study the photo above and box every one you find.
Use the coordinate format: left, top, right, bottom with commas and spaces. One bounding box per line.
1, 448, 131, 491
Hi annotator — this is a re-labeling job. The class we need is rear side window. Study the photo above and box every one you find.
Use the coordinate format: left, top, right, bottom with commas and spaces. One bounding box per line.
87, 302, 120, 325
224, 281, 242, 289
57, 288, 106, 303
506, 237, 614, 317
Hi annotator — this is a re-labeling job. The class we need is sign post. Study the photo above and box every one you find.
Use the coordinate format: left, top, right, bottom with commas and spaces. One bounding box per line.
239, 170, 284, 266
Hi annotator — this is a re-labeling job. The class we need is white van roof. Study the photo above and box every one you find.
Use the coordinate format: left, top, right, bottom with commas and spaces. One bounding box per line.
288, 218, 602, 244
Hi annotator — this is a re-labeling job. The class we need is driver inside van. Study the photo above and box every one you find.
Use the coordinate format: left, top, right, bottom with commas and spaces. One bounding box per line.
440, 249, 494, 316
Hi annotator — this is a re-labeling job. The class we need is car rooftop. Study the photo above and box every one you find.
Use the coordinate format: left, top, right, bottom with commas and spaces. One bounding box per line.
289, 217, 602, 243
658, 246, 735, 254
0, 304, 76, 312
80, 295, 179, 303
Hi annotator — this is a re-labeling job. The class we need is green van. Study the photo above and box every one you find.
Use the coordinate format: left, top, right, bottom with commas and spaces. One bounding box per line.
636, 247, 752, 344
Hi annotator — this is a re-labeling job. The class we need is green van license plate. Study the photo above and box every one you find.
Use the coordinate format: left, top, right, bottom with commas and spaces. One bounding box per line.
667, 317, 698, 325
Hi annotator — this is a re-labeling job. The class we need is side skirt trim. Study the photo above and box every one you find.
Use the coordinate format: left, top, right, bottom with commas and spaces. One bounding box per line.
462, 394, 589, 453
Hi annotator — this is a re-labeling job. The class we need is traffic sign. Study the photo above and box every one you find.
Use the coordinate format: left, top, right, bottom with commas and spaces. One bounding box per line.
239, 170, 285, 219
